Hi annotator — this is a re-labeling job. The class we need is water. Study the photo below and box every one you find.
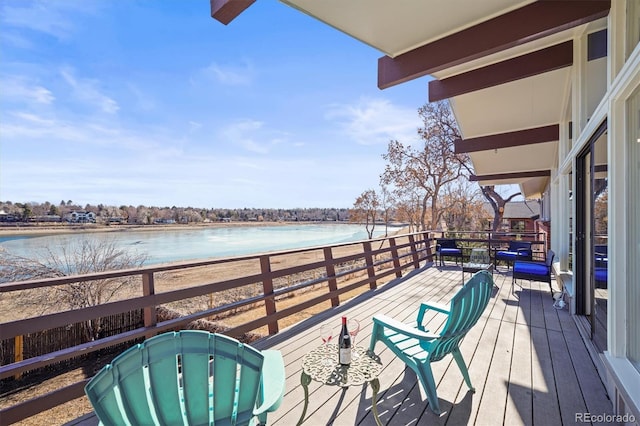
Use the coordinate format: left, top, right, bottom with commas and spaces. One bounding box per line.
0, 224, 394, 265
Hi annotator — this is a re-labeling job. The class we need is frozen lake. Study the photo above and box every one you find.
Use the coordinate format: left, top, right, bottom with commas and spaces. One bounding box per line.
0, 224, 394, 265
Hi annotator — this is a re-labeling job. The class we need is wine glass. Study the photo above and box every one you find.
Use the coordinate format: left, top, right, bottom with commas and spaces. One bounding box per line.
348, 318, 361, 359
319, 324, 335, 366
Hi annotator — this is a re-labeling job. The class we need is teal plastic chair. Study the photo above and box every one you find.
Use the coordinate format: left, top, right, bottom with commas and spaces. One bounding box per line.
85, 331, 285, 426
369, 270, 494, 414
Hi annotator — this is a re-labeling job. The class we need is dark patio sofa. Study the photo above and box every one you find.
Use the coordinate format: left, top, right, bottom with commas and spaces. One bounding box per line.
495, 240, 533, 270
435, 238, 463, 267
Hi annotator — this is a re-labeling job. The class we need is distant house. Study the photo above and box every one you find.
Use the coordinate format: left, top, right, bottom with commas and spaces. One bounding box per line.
483, 201, 540, 233
65, 211, 96, 223
154, 218, 176, 224
0, 210, 18, 222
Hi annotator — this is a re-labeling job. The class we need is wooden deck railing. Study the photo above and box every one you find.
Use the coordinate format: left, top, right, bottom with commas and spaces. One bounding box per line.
0, 231, 433, 424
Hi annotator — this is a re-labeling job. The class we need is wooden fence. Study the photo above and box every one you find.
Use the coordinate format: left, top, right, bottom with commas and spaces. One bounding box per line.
0, 310, 144, 373
0, 231, 433, 425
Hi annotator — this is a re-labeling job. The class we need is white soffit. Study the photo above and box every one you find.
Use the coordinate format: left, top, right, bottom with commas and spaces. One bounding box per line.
450, 67, 569, 139
469, 141, 558, 175
520, 177, 549, 199
279, 0, 535, 57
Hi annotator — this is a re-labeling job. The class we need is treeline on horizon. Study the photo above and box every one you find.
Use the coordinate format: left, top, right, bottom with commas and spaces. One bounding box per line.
0, 200, 354, 224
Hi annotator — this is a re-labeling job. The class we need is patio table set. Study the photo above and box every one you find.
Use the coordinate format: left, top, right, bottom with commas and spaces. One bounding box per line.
435, 238, 555, 296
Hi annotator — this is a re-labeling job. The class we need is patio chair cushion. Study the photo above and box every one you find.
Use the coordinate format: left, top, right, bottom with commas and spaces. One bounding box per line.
512, 250, 555, 298
496, 242, 532, 259
513, 261, 549, 276
439, 248, 462, 256
495, 241, 533, 269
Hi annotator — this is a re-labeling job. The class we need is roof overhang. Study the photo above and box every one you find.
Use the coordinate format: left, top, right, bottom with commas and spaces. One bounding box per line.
211, 1, 611, 199
210, 0, 256, 25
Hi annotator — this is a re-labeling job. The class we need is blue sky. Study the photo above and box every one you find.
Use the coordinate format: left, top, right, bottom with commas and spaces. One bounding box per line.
0, 1, 430, 209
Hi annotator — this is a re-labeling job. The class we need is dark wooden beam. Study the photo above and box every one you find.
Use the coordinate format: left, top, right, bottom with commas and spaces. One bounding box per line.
429, 41, 572, 102
210, 0, 255, 25
378, 1, 610, 89
455, 125, 559, 154
470, 170, 551, 182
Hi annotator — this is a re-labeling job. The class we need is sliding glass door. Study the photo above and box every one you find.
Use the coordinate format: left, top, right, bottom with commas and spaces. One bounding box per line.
576, 121, 608, 352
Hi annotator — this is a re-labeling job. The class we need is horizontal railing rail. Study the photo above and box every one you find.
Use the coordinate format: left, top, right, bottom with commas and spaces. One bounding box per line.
0, 231, 433, 425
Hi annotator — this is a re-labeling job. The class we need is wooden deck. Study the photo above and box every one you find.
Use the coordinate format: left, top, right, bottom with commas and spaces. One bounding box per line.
71, 264, 613, 426
252, 265, 613, 426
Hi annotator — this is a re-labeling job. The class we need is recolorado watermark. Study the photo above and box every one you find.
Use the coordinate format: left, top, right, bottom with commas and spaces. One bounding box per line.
575, 412, 636, 423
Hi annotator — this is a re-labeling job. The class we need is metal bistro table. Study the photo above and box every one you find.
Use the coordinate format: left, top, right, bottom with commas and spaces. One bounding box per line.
297, 343, 383, 426
462, 248, 493, 284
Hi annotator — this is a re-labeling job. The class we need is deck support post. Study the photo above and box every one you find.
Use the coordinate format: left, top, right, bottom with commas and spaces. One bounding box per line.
14, 336, 23, 379
324, 247, 340, 307
363, 241, 377, 289
422, 232, 431, 263
409, 235, 420, 269
389, 238, 402, 278
260, 255, 279, 335
142, 272, 157, 339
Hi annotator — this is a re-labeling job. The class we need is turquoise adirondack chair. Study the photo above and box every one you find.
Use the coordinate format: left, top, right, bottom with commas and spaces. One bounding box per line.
369, 270, 494, 414
85, 331, 285, 426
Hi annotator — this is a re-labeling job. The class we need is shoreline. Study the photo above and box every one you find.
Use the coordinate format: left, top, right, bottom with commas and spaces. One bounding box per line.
0, 221, 403, 238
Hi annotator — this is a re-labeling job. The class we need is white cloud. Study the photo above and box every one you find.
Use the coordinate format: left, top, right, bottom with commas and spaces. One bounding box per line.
325, 97, 422, 146
201, 61, 254, 86
126, 83, 156, 112
60, 67, 119, 114
189, 121, 202, 133
0, 32, 33, 49
222, 120, 268, 153
219, 119, 289, 154
2, 110, 161, 154
0, 0, 98, 40
1, 75, 54, 104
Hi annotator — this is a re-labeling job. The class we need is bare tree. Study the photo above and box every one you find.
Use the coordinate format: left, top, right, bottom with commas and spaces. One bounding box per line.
349, 189, 380, 239
382, 101, 469, 230
440, 180, 487, 232
378, 184, 394, 237
481, 186, 521, 232
0, 237, 147, 340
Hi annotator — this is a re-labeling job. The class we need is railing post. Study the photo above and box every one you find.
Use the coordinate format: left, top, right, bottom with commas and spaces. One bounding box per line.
324, 247, 340, 307
423, 232, 432, 263
14, 336, 23, 379
260, 255, 279, 335
363, 241, 377, 289
408, 234, 420, 269
142, 272, 157, 338
389, 238, 402, 278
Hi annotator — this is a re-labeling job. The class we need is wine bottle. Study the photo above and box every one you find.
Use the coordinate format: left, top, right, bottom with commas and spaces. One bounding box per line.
339, 316, 351, 365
